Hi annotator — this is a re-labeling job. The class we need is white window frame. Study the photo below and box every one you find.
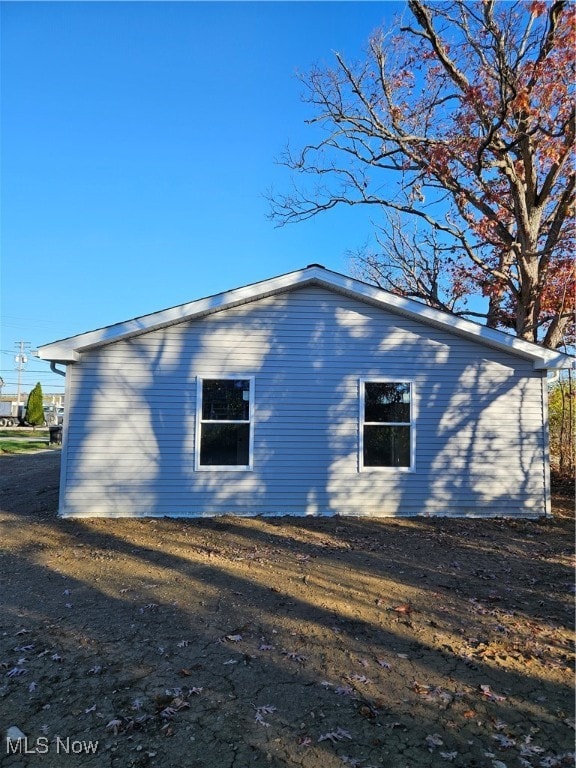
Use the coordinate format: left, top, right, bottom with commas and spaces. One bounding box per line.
359, 378, 415, 472
195, 376, 255, 471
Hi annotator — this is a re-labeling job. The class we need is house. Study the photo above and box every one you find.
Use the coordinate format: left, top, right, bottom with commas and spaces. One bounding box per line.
37, 265, 570, 519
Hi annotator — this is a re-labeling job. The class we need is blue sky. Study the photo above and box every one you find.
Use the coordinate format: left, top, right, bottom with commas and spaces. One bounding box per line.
1, 1, 403, 396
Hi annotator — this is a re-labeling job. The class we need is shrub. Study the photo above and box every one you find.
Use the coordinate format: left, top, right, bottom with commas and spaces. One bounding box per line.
25, 382, 44, 429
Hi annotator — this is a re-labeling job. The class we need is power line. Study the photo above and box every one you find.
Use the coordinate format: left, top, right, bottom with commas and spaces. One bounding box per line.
0, 369, 58, 374
1, 382, 65, 387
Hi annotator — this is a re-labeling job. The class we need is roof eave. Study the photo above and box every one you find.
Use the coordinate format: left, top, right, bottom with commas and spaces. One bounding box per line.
36, 266, 572, 371
36, 349, 80, 364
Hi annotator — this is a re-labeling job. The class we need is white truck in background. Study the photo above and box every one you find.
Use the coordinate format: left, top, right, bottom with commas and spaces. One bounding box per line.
0, 401, 24, 427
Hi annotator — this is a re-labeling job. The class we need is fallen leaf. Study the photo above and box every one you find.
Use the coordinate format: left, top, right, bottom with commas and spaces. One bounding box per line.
412, 681, 432, 694
318, 727, 352, 744
492, 734, 516, 749
254, 704, 277, 727
106, 718, 123, 735
389, 603, 413, 614
348, 674, 372, 684
334, 685, 354, 696
479, 684, 506, 702
6, 667, 28, 677
518, 736, 545, 757
284, 651, 307, 663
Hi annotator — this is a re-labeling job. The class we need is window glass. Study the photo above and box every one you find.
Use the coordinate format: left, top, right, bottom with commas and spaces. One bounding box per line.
200, 423, 250, 466
197, 378, 252, 469
364, 425, 411, 467
365, 382, 410, 423
202, 379, 250, 421
362, 381, 412, 469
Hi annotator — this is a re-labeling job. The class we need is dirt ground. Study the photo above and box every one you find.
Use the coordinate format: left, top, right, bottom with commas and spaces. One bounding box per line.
1, 451, 574, 768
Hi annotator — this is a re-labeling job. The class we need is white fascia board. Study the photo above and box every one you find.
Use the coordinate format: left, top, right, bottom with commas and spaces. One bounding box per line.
36, 348, 80, 363
36, 265, 572, 370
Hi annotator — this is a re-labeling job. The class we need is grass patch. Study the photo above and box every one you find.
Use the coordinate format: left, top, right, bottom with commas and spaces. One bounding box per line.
0, 429, 49, 438
0, 438, 57, 454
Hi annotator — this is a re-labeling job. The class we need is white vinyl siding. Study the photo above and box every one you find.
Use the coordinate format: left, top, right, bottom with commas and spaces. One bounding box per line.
58, 285, 548, 518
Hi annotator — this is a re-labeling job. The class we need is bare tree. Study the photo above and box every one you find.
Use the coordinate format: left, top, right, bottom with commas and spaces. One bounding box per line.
269, 0, 575, 348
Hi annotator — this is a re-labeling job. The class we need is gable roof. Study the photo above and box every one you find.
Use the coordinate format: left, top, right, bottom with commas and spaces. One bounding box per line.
37, 264, 571, 370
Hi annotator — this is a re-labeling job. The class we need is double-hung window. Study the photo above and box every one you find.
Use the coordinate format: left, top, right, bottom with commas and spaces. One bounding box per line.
360, 380, 414, 470
196, 378, 254, 470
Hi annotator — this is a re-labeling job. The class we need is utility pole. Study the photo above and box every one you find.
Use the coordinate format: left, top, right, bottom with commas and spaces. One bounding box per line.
15, 341, 31, 413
